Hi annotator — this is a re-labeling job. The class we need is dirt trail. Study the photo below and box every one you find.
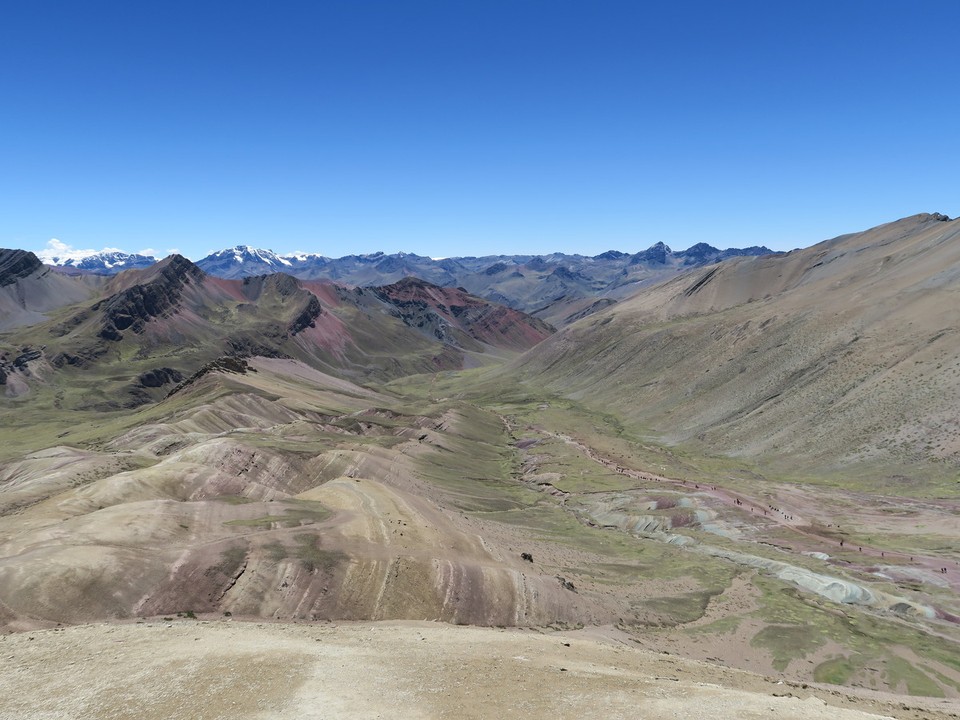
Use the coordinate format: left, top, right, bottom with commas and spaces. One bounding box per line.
3, 620, 955, 720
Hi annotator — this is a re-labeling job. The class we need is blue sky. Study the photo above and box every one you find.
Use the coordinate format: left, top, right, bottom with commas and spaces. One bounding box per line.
2, 1, 958, 260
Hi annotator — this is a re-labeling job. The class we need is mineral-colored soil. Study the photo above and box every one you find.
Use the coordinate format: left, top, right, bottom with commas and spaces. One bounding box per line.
2, 357, 959, 707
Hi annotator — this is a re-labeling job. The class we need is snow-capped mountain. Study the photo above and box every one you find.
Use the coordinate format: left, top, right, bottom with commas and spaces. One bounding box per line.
194, 246, 297, 279
282, 251, 329, 264
46, 251, 157, 274
39, 241, 776, 326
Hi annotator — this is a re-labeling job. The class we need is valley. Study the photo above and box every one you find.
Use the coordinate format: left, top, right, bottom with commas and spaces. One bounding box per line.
1, 358, 959, 714
1, 214, 960, 718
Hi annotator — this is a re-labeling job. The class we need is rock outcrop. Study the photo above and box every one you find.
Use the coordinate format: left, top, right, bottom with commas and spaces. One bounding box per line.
93, 255, 204, 341
0, 249, 43, 287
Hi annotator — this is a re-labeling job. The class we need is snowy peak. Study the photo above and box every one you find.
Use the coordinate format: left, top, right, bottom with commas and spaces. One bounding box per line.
47, 251, 158, 274
206, 245, 290, 265
281, 251, 329, 263
195, 245, 294, 278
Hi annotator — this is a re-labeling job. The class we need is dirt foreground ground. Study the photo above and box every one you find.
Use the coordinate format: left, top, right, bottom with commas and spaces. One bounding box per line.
2, 620, 958, 720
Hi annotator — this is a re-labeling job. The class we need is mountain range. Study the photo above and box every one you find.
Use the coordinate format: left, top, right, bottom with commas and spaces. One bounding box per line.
42, 242, 776, 326
41, 250, 157, 274
0, 252, 551, 409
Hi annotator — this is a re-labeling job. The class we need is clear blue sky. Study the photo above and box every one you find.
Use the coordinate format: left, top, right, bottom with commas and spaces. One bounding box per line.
2, 1, 958, 260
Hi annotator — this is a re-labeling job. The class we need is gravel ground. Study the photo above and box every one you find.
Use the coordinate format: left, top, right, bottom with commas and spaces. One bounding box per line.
3, 620, 957, 720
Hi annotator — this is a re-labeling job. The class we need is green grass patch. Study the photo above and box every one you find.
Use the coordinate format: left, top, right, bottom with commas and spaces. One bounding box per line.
750, 624, 826, 671
216, 495, 254, 505
263, 541, 289, 563
224, 515, 296, 528
814, 655, 863, 685
750, 572, 960, 695
211, 545, 247, 577
921, 664, 960, 693
682, 616, 742, 635
410, 404, 539, 512
223, 500, 330, 529
636, 591, 714, 626
293, 533, 346, 573
885, 656, 944, 697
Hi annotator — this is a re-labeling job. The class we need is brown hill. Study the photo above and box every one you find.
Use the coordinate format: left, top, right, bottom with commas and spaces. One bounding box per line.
514, 213, 960, 480
0, 360, 582, 631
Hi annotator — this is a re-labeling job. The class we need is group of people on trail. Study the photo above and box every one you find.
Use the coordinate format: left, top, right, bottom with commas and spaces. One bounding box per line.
765, 503, 794, 521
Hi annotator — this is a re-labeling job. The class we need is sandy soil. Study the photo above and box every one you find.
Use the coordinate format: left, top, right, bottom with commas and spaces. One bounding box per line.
4, 619, 957, 720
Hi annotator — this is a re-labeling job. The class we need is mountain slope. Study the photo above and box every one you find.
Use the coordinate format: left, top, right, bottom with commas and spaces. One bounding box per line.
0, 250, 97, 331
372, 277, 554, 352
3, 349, 960, 700
513, 213, 960, 480
0, 256, 552, 410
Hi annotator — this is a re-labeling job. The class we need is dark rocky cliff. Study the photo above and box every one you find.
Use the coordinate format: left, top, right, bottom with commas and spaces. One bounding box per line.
0, 249, 43, 287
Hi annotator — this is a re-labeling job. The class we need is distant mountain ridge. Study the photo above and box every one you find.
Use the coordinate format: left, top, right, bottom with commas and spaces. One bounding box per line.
40, 244, 776, 278
44, 250, 156, 274
0, 253, 552, 408
190, 242, 774, 281
44, 242, 776, 326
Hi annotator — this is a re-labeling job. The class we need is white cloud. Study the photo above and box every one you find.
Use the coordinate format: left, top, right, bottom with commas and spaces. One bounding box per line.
36, 238, 124, 263
138, 248, 157, 257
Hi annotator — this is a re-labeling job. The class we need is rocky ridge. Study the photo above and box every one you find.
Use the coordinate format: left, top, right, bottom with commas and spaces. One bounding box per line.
0, 249, 43, 287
